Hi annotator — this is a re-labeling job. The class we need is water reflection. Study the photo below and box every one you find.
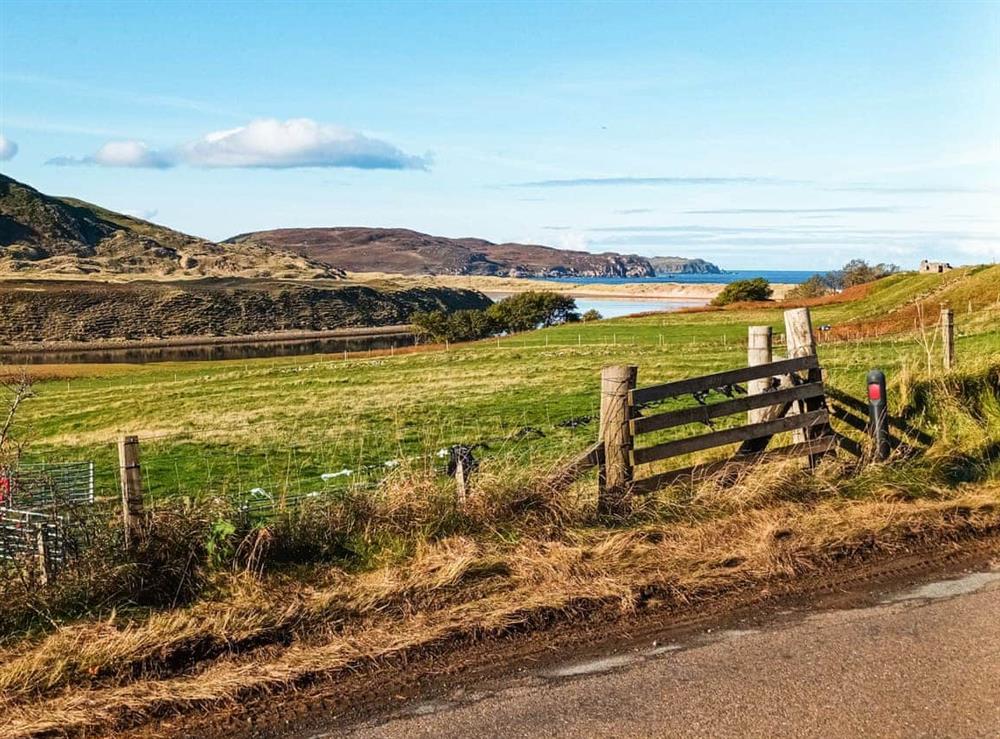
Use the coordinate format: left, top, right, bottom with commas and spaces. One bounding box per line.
0, 334, 415, 365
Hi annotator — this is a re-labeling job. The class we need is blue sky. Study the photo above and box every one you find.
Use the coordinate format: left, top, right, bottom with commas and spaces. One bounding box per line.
1, 0, 997, 270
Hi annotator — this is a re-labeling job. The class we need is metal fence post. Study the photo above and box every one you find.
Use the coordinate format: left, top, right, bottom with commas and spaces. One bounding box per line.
866, 369, 890, 461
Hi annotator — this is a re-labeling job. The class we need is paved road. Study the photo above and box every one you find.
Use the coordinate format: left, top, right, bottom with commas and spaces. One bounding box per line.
335, 568, 1000, 738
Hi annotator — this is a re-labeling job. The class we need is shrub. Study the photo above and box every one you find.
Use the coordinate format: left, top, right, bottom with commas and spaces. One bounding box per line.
412, 292, 579, 342
833, 259, 899, 289
411, 309, 497, 343
711, 278, 773, 306
487, 291, 579, 332
785, 275, 833, 300
581, 308, 602, 322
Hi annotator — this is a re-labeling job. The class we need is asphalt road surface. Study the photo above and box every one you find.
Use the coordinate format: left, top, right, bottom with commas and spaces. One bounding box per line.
332, 567, 1000, 738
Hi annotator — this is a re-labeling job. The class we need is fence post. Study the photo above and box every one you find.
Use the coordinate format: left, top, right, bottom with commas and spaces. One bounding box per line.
118, 435, 145, 549
35, 527, 49, 586
747, 326, 773, 424
941, 307, 955, 370
783, 308, 824, 465
866, 369, 890, 460
598, 365, 637, 513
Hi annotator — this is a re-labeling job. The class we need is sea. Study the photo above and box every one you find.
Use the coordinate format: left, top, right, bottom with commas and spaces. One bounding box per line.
545, 269, 817, 319
549, 270, 816, 286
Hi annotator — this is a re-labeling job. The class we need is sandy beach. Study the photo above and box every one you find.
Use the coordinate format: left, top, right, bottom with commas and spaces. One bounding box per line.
349, 272, 796, 301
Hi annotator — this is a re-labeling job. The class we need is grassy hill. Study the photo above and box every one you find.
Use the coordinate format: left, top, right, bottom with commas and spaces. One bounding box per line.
225, 226, 658, 277
0, 174, 340, 278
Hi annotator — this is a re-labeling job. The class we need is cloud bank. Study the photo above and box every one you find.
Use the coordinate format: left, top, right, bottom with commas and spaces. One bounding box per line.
46, 118, 428, 171
0, 135, 18, 161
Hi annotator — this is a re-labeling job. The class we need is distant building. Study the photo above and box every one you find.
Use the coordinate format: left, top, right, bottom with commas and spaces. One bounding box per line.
919, 259, 953, 274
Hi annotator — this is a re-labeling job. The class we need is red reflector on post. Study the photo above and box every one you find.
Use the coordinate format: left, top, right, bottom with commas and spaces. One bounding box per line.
868, 383, 882, 401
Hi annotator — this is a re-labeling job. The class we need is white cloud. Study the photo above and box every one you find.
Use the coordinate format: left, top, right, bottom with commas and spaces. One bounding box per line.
45, 118, 429, 171
47, 140, 172, 169
180, 118, 428, 170
0, 135, 18, 161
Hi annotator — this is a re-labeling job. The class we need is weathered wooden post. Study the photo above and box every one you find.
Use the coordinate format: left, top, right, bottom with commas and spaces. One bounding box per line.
35, 527, 49, 586
598, 365, 637, 513
448, 445, 475, 507
118, 435, 145, 548
747, 326, 773, 424
783, 308, 824, 464
941, 307, 955, 370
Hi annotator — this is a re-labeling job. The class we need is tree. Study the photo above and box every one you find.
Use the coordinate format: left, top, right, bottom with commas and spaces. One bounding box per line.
581, 308, 603, 322
411, 309, 496, 343
410, 310, 451, 343
711, 278, 773, 306
785, 274, 833, 300
486, 291, 579, 333
838, 259, 899, 288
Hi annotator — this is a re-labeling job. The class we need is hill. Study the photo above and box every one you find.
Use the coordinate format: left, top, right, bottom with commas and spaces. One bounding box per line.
649, 256, 721, 275
224, 226, 658, 278
0, 174, 340, 279
0, 278, 490, 343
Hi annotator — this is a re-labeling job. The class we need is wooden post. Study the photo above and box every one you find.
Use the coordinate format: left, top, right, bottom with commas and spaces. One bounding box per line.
783, 308, 824, 464
747, 326, 773, 424
941, 307, 955, 370
454, 455, 469, 506
598, 365, 637, 513
448, 445, 475, 507
35, 527, 49, 586
784, 308, 816, 360
118, 435, 144, 548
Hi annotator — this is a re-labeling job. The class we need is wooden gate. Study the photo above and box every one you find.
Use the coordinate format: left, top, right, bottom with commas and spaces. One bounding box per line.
594, 308, 837, 509
626, 354, 835, 494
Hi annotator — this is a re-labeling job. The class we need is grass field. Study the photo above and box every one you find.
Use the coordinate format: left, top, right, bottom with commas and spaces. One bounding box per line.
13, 265, 1000, 502
4, 267, 1000, 737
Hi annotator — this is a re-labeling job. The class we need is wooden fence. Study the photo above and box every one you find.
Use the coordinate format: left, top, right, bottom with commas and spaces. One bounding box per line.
595, 307, 836, 511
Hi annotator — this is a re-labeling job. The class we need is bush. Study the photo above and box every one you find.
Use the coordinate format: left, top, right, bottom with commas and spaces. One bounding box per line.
581, 308, 602, 322
833, 259, 899, 289
411, 309, 497, 343
711, 278, 773, 306
487, 291, 579, 332
785, 275, 833, 300
412, 292, 579, 342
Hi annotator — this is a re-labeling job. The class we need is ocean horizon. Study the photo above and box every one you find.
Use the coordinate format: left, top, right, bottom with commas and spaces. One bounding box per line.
551, 270, 817, 285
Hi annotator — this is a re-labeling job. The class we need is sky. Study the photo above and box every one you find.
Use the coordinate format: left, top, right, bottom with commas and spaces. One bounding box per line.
0, 0, 998, 271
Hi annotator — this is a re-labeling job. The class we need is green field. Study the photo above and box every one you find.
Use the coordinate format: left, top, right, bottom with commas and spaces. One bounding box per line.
15, 266, 1000, 502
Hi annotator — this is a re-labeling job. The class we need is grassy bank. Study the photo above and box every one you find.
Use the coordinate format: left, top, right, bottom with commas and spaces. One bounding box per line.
13, 266, 1000, 502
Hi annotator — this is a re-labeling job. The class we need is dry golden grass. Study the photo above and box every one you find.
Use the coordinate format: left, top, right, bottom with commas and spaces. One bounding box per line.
2, 458, 998, 738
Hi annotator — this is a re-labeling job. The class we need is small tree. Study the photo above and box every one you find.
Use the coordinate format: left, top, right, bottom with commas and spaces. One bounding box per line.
711, 278, 773, 306
838, 259, 899, 288
411, 310, 451, 343
581, 308, 602, 322
487, 291, 579, 333
785, 275, 832, 300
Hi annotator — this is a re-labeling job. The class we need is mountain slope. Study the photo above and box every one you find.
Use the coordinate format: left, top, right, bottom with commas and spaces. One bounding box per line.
225, 227, 658, 278
0, 175, 341, 278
